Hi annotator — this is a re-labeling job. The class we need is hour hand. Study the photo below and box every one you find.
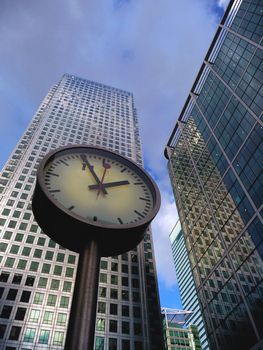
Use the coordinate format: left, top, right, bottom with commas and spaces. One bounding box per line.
80, 154, 107, 195
89, 180, 130, 190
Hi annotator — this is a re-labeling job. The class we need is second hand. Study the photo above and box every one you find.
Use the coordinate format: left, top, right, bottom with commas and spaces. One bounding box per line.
97, 160, 111, 198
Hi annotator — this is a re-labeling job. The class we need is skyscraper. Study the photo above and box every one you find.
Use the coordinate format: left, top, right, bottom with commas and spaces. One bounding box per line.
165, 0, 263, 349
0, 74, 163, 350
170, 221, 209, 350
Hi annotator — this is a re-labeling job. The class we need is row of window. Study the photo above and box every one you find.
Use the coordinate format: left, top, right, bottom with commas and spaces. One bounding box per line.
0, 324, 64, 345
97, 302, 141, 318
96, 318, 142, 336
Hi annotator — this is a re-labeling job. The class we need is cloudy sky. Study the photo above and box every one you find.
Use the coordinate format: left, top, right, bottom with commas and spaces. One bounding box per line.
0, 0, 229, 307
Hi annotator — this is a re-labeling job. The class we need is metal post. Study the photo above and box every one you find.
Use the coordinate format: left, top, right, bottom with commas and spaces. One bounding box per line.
65, 239, 101, 350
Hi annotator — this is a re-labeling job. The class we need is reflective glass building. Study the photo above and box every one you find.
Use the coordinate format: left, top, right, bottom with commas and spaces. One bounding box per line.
165, 0, 263, 349
0, 74, 163, 350
170, 221, 209, 350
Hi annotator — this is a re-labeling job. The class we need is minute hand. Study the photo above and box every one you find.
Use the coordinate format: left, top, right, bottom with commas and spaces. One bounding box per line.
89, 180, 130, 190
80, 154, 107, 194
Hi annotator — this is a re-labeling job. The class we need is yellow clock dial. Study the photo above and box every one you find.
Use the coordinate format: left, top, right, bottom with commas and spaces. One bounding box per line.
43, 151, 154, 225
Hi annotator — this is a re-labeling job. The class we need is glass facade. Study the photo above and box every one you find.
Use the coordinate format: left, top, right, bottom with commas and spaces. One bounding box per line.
170, 222, 209, 350
166, 0, 263, 349
0, 74, 163, 349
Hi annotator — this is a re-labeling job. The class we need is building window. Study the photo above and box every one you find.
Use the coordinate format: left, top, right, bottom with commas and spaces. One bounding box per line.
100, 260, 107, 269
111, 275, 118, 285
98, 302, 106, 314
17, 259, 27, 270
29, 309, 40, 323
0, 272, 9, 282
43, 311, 53, 324
42, 263, 51, 273
5, 257, 15, 267
122, 305, 129, 317
47, 294, 57, 307
122, 321, 130, 334
57, 313, 67, 326
110, 289, 118, 299
33, 292, 44, 305
51, 279, 60, 290
24, 328, 36, 343
6, 288, 18, 301
68, 255, 76, 264
0, 324, 7, 338
0, 305, 12, 318
109, 320, 117, 333
25, 276, 35, 286
122, 290, 129, 301
95, 336, 104, 350
96, 318, 105, 331
122, 339, 130, 350
133, 306, 141, 318
38, 329, 50, 344
109, 338, 117, 350
98, 287, 106, 298
20, 291, 31, 303
60, 296, 69, 308
53, 265, 63, 275
65, 267, 74, 277
63, 281, 72, 292
134, 323, 142, 336
9, 326, 21, 340
15, 307, 26, 320
12, 274, 22, 284
38, 277, 47, 288
100, 273, 107, 283
53, 331, 64, 346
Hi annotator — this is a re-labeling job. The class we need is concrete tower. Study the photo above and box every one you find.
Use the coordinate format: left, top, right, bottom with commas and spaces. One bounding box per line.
0, 74, 163, 350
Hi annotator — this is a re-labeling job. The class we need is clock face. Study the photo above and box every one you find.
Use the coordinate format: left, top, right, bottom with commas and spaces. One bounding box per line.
42, 147, 155, 226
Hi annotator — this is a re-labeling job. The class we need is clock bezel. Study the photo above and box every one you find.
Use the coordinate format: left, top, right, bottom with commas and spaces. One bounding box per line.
32, 145, 161, 255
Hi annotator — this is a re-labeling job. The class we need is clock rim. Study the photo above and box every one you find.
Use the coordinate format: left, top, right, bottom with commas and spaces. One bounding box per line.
37, 144, 161, 231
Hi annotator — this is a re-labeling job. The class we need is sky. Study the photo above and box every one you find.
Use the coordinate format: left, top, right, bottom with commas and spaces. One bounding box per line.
0, 0, 229, 308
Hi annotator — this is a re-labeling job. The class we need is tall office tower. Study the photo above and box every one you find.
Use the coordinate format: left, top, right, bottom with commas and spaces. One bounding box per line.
0, 74, 163, 350
165, 0, 263, 349
170, 221, 209, 350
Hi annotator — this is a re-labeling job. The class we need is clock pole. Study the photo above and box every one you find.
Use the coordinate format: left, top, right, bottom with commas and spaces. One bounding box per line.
64, 239, 101, 350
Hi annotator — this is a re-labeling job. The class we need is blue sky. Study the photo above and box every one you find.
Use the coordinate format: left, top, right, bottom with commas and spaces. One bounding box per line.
0, 0, 229, 309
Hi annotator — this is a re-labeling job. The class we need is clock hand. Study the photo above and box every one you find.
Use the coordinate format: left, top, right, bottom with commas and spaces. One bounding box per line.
89, 180, 130, 190
80, 154, 107, 195
97, 159, 111, 198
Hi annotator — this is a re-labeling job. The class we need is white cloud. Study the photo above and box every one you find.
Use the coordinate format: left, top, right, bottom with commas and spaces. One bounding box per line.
151, 178, 178, 289
217, 0, 230, 10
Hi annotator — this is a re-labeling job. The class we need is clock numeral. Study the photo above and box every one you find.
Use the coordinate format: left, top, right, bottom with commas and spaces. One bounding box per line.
68, 205, 75, 211
134, 210, 145, 219
134, 182, 143, 185
50, 189, 61, 193
120, 168, 127, 173
118, 217, 123, 224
